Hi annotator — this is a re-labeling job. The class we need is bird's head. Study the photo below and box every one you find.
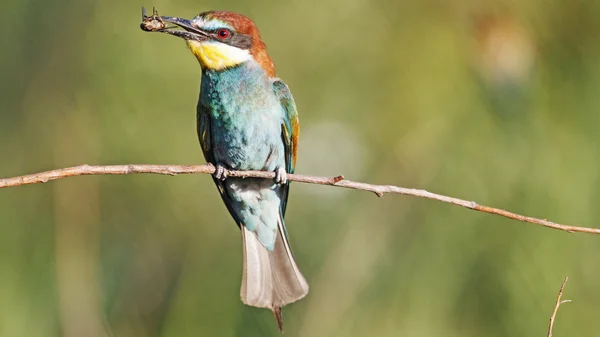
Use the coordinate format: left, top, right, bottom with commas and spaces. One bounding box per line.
144, 9, 276, 77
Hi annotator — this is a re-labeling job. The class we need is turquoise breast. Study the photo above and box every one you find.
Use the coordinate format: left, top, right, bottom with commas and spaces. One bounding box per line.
199, 61, 285, 171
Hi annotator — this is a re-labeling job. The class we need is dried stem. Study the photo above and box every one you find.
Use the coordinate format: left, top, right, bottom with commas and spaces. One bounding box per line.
548, 277, 571, 337
1, 164, 600, 234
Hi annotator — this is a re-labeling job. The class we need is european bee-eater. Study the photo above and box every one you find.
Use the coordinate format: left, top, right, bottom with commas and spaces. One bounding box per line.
140, 8, 308, 331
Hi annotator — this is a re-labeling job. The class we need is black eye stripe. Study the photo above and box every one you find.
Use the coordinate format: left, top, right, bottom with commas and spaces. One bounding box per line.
199, 28, 253, 49
202, 29, 230, 34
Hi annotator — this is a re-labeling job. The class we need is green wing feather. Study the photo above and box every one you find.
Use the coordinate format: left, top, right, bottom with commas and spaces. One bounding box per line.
272, 80, 300, 216
197, 103, 244, 228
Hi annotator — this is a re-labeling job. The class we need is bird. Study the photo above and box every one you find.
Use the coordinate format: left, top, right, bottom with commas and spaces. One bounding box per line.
140, 8, 308, 331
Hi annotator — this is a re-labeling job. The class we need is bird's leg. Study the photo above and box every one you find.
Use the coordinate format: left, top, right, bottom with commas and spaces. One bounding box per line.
274, 167, 287, 184
213, 164, 229, 181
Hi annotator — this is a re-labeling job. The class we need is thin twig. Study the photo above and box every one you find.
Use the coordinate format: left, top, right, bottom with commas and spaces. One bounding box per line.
548, 277, 571, 337
1, 164, 600, 234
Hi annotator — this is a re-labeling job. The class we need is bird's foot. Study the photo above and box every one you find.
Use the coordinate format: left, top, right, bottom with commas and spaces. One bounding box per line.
213, 164, 229, 181
274, 167, 287, 184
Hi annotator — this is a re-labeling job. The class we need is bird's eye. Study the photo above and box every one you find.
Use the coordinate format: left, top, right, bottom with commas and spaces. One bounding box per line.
217, 28, 230, 39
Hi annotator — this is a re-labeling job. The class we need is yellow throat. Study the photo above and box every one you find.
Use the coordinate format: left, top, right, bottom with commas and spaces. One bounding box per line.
186, 40, 252, 70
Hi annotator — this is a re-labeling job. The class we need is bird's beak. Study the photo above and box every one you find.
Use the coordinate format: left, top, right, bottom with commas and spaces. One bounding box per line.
140, 7, 209, 42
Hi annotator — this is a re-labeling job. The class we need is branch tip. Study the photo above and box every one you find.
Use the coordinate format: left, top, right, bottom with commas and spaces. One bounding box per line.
547, 276, 570, 337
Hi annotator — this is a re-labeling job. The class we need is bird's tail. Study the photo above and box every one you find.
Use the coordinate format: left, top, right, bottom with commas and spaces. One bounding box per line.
240, 214, 309, 332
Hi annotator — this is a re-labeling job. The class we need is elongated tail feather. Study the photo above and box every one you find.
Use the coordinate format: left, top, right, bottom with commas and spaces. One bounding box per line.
240, 214, 308, 331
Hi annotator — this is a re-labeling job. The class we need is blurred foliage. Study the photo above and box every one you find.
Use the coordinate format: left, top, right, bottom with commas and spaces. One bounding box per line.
1, 0, 600, 336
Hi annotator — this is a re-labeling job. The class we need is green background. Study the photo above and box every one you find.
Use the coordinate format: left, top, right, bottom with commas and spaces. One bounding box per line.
1, 0, 600, 336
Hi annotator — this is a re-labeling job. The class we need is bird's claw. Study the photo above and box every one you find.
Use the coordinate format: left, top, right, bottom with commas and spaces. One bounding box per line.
274, 167, 287, 184
214, 164, 229, 181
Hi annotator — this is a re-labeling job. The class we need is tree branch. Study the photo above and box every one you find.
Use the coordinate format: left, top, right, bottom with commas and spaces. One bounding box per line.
547, 277, 571, 337
1, 164, 599, 234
